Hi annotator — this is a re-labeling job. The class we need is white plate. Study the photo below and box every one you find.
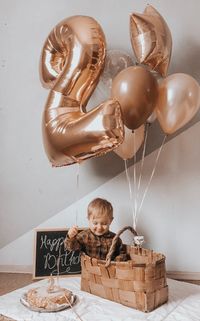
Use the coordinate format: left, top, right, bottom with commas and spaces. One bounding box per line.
20, 292, 77, 313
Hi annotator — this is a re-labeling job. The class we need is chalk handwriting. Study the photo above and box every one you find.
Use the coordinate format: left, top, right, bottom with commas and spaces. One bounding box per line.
40, 234, 64, 252
43, 250, 81, 272
35, 230, 82, 277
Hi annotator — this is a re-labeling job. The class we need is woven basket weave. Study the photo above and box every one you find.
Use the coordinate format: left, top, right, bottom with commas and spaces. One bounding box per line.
81, 226, 168, 312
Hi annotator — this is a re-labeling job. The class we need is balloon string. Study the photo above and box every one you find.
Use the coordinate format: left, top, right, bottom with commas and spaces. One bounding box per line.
134, 123, 149, 226
63, 293, 85, 321
137, 123, 149, 193
124, 160, 136, 229
133, 130, 137, 228
56, 246, 61, 288
75, 163, 80, 226
137, 135, 167, 220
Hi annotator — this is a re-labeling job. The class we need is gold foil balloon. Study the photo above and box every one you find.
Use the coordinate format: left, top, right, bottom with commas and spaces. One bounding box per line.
130, 5, 172, 77
40, 16, 124, 167
156, 73, 200, 134
111, 66, 158, 130
114, 125, 144, 160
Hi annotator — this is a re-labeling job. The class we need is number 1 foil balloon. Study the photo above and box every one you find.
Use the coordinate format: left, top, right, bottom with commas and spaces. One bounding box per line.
40, 16, 124, 167
130, 5, 172, 77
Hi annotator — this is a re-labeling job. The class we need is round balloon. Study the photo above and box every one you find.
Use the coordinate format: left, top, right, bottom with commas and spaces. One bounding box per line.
89, 50, 135, 107
147, 111, 157, 124
111, 66, 158, 130
114, 125, 145, 160
101, 50, 135, 90
156, 73, 200, 134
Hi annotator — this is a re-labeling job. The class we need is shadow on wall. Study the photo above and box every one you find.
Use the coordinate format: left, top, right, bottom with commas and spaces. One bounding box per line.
169, 41, 200, 83
90, 111, 200, 178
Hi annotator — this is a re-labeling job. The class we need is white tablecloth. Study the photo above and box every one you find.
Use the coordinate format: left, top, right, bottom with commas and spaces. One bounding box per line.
0, 277, 200, 321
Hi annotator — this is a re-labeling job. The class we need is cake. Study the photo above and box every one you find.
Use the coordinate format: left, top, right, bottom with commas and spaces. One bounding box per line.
26, 286, 73, 310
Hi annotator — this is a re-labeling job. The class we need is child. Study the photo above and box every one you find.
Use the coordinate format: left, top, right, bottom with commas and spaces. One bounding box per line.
64, 198, 127, 261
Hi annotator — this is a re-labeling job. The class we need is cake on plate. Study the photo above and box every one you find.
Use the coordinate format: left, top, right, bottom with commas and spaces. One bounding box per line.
26, 285, 73, 310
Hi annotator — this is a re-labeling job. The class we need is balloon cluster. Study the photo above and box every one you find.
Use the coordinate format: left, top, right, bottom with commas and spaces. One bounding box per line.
40, 6, 200, 166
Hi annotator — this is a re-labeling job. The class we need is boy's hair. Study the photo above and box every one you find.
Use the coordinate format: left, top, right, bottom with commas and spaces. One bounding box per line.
87, 198, 113, 220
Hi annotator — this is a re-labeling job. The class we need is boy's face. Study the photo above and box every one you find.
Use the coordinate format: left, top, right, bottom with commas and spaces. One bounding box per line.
88, 214, 113, 236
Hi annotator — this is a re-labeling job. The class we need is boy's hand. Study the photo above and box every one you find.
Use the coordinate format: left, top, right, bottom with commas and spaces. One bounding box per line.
68, 225, 79, 239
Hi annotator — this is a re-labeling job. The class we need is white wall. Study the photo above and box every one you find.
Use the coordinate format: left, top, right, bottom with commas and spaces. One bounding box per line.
0, 0, 200, 273
1, 123, 200, 273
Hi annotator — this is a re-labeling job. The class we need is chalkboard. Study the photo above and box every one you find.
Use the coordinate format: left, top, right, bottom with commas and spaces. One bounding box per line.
33, 228, 83, 279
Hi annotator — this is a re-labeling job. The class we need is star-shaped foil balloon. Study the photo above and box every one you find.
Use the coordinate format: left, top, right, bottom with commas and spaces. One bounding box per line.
130, 5, 172, 77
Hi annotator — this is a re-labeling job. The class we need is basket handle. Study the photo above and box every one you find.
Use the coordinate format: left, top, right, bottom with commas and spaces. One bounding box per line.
105, 226, 137, 267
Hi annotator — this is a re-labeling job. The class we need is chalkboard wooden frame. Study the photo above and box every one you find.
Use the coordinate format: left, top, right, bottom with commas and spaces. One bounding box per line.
33, 228, 84, 279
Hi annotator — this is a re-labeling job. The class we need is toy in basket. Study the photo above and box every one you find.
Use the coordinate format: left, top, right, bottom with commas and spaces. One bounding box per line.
81, 226, 168, 312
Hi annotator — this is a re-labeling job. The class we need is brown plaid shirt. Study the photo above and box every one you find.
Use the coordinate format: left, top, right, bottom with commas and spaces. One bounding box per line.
64, 228, 126, 260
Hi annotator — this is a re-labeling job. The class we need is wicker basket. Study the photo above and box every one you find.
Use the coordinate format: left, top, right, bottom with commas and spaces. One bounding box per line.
81, 226, 168, 312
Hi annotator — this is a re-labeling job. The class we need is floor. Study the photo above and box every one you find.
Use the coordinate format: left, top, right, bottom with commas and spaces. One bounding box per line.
0, 273, 38, 296
0, 274, 38, 321
0, 273, 199, 321
0, 272, 200, 296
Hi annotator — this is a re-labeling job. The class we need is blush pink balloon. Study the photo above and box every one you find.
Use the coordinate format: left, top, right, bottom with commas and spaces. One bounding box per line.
147, 111, 157, 124
114, 125, 144, 160
156, 73, 200, 134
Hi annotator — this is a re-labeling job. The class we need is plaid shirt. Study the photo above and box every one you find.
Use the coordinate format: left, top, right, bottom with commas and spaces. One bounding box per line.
64, 228, 126, 260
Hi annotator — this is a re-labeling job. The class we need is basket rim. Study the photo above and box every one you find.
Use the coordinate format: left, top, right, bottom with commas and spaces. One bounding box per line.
81, 246, 166, 267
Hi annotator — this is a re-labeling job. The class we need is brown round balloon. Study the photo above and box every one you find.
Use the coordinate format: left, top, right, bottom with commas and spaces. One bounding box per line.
111, 66, 158, 129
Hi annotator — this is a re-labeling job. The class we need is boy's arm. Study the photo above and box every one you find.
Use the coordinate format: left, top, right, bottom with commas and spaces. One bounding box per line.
64, 234, 81, 251
64, 230, 86, 252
